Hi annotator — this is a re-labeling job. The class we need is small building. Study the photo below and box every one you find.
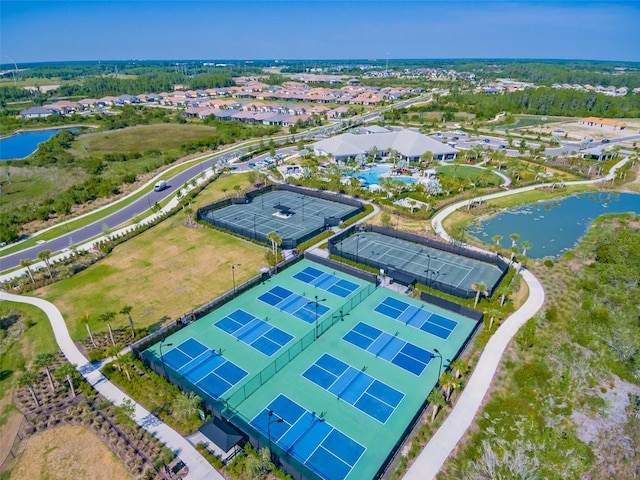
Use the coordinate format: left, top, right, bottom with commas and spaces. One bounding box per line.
581, 145, 618, 162
19, 106, 57, 118
579, 117, 626, 130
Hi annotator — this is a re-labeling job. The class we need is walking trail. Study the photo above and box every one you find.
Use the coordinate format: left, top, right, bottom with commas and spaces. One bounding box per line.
0, 290, 222, 480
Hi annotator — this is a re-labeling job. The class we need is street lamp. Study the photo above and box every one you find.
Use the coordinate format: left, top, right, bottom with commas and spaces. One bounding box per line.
356, 234, 361, 264
424, 254, 437, 292
267, 410, 284, 460
159, 340, 173, 378
430, 348, 443, 377
307, 295, 327, 339
231, 264, 241, 297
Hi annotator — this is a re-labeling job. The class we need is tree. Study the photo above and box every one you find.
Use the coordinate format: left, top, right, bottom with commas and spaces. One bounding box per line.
266, 231, 282, 268
99, 311, 117, 346
368, 145, 379, 162
472, 282, 488, 308
509, 233, 520, 247
120, 305, 135, 337
55, 363, 77, 397
521, 240, 532, 257
492, 234, 503, 247
233, 184, 242, 197
37, 249, 53, 279
450, 358, 469, 379
82, 313, 97, 348
18, 371, 39, 407
172, 392, 202, 423
20, 258, 35, 283
427, 388, 446, 422
34, 352, 56, 391
420, 150, 434, 165
221, 187, 228, 198
439, 371, 460, 403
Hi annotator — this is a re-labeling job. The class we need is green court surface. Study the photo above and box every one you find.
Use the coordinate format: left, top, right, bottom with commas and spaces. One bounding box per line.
144, 259, 477, 480
336, 231, 503, 295
200, 190, 360, 247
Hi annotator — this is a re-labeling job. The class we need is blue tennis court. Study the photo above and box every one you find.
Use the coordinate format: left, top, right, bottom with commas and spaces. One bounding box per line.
302, 354, 404, 423
251, 394, 366, 480
342, 322, 433, 376
374, 296, 458, 340
293, 266, 360, 298
161, 338, 248, 399
258, 286, 331, 323
214, 309, 293, 356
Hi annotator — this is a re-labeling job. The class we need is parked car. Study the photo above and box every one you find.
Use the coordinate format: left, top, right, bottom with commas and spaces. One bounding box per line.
601, 139, 610, 144
482, 138, 491, 143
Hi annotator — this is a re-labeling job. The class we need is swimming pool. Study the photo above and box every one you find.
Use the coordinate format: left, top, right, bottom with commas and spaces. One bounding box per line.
352, 165, 415, 186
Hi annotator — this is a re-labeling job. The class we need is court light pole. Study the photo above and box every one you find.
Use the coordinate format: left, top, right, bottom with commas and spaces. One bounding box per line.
308, 296, 327, 339
253, 214, 257, 240
267, 410, 284, 461
232, 263, 241, 297
159, 340, 173, 378
356, 234, 361, 264
430, 348, 443, 377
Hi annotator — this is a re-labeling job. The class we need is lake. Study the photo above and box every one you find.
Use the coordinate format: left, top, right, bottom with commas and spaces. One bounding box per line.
468, 192, 640, 258
0, 128, 77, 160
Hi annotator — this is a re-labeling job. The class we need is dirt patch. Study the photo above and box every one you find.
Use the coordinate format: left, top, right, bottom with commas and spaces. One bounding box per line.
572, 375, 640, 448
8, 425, 131, 480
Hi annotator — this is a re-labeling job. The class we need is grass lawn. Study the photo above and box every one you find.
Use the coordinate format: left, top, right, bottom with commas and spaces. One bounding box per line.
192, 171, 254, 208
73, 124, 220, 154
36, 215, 268, 341
437, 165, 503, 185
7, 425, 131, 480
0, 302, 58, 467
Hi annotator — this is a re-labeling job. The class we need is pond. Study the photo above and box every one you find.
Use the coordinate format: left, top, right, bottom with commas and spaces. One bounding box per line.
0, 128, 77, 160
468, 192, 640, 259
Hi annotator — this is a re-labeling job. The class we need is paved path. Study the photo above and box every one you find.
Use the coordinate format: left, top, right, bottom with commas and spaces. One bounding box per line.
404, 157, 629, 479
0, 291, 222, 480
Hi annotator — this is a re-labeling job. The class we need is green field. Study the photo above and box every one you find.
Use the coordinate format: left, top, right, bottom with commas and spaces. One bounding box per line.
437, 165, 503, 185
37, 215, 268, 341
73, 124, 220, 154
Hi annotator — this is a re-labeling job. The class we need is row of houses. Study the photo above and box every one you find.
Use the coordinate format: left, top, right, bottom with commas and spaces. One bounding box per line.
482, 79, 636, 96
19, 80, 412, 119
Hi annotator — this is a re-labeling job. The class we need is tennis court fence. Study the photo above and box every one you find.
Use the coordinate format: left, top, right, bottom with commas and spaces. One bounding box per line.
196, 184, 364, 249
131, 255, 305, 358
328, 225, 509, 298
225, 282, 377, 411
304, 250, 379, 285
419, 291, 484, 321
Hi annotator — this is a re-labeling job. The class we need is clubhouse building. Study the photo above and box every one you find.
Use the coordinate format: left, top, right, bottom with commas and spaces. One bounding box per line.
311, 127, 458, 162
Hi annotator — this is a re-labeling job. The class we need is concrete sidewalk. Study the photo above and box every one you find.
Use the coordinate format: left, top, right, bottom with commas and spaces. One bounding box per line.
1, 291, 222, 480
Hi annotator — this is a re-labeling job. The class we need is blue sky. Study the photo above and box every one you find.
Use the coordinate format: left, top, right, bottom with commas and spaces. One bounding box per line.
2, 1, 639, 62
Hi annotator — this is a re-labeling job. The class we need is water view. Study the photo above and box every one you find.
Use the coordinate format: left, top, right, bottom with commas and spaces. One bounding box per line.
0, 128, 77, 160
468, 192, 640, 258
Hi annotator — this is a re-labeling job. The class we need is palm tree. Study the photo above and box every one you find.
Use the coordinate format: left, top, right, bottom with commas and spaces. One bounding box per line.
368, 145, 379, 163
521, 240, 532, 258
439, 371, 460, 403
20, 258, 35, 283
472, 282, 487, 308
55, 363, 78, 397
492, 235, 503, 247
509, 233, 520, 247
427, 388, 446, 422
172, 391, 202, 423
34, 352, 56, 391
486, 308, 502, 330
221, 187, 228, 198
450, 358, 469, 379
37, 249, 53, 279
81, 313, 97, 348
108, 345, 131, 381
233, 184, 242, 197
120, 305, 135, 337
99, 311, 117, 346
18, 371, 39, 407
266, 231, 282, 267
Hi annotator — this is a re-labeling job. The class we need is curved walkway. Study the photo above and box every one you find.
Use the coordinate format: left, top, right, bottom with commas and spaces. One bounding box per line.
405, 157, 629, 478
0, 291, 222, 480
